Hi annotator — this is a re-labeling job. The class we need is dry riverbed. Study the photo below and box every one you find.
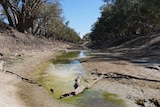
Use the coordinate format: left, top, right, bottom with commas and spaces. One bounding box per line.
0, 49, 160, 107
0, 48, 74, 107
81, 53, 160, 107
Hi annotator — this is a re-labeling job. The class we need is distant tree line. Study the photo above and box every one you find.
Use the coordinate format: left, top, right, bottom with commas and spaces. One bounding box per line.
90, 0, 160, 44
0, 0, 81, 43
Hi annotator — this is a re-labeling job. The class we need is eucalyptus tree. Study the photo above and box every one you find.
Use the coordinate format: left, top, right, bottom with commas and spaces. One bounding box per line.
90, 0, 160, 44
0, 0, 81, 43
33, 1, 63, 36
0, 0, 49, 32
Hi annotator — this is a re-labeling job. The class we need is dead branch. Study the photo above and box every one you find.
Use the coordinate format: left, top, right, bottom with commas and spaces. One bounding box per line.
91, 72, 160, 83
60, 75, 103, 99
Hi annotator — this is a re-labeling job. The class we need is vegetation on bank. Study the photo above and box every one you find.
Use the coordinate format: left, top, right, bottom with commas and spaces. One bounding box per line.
1, 0, 160, 47
0, 0, 81, 43
89, 0, 160, 45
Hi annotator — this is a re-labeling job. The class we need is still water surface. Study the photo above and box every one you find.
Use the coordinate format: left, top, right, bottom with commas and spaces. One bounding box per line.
33, 51, 125, 107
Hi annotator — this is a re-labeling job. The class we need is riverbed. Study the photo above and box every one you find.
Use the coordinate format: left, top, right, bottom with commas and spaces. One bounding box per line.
31, 51, 126, 107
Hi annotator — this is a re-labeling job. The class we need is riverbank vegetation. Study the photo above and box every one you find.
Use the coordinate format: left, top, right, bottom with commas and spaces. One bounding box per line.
0, 0, 81, 43
89, 0, 160, 46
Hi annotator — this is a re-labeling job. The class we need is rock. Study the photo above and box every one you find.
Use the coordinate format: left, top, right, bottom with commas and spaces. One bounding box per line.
50, 89, 54, 93
149, 98, 160, 107
135, 99, 146, 106
0, 53, 3, 57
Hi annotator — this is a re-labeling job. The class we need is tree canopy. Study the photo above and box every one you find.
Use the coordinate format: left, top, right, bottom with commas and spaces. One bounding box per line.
0, 0, 81, 43
90, 0, 160, 44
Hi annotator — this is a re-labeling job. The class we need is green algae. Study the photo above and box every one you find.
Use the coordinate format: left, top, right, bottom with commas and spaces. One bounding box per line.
103, 92, 126, 107
31, 51, 81, 98
61, 89, 126, 107
52, 51, 80, 64
31, 51, 126, 107
32, 65, 75, 99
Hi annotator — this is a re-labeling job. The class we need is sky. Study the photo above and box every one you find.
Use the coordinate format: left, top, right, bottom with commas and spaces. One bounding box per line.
60, 0, 104, 38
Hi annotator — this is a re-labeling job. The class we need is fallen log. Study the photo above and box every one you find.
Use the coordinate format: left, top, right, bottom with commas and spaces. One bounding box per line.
60, 75, 103, 99
87, 74, 104, 88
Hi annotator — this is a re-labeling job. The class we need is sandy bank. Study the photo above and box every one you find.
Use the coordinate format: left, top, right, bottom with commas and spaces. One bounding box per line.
1, 48, 160, 107
82, 55, 160, 107
0, 49, 74, 107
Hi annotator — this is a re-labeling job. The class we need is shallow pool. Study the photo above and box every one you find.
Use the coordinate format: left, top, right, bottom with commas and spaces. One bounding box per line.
32, 51, 125, 107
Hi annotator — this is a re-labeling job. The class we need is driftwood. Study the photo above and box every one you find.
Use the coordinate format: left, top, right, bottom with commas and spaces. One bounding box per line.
145, 66, 160, 71
60, 75, 103, 99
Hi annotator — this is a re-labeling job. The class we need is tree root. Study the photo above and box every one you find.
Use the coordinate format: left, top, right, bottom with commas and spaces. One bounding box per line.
91, 71, 160, 83
2, 70, 37, 84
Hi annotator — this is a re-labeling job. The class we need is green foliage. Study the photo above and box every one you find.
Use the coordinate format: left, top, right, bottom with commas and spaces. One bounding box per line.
0, 0, 81, 43
90, 0, 160, 44
83, 33, 90, 41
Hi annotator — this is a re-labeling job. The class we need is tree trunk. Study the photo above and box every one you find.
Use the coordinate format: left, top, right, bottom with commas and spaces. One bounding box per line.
1, 2, 14, 27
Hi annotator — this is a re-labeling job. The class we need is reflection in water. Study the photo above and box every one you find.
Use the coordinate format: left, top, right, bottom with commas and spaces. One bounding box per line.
78, 51, 86, 58
49, 51, 87, 78
47, 59, 86, 78
33, 51, 125, 107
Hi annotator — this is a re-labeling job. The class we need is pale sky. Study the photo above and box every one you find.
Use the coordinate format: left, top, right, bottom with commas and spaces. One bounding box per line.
61, 0, 104, 38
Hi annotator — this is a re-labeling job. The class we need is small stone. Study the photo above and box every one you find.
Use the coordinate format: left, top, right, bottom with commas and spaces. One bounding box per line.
0, 53, 3, 57
50, 89, 54, 93
149, 98, 160, 107
135, 99, 146, 106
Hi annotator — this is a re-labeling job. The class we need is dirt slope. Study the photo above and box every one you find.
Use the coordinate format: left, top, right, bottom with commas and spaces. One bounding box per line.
0, 23, 72, 107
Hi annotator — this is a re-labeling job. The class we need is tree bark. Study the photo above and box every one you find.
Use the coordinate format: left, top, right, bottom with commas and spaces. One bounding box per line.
0, 1, 14, 27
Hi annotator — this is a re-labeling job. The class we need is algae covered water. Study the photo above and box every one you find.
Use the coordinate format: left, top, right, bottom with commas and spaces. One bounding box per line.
32, 51, 125, 107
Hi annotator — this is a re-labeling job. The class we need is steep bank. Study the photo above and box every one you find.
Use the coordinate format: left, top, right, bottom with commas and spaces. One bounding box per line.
0, 25, 73, 106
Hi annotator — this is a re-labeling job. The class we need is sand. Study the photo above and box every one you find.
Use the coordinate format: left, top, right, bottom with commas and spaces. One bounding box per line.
0, 48, 160, 107
0, 48, 74, 107
81, 53, 160, 107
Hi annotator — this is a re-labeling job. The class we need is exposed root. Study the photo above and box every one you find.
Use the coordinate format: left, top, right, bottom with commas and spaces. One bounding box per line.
91, 71, 160, 83
2, 70, 36, 84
